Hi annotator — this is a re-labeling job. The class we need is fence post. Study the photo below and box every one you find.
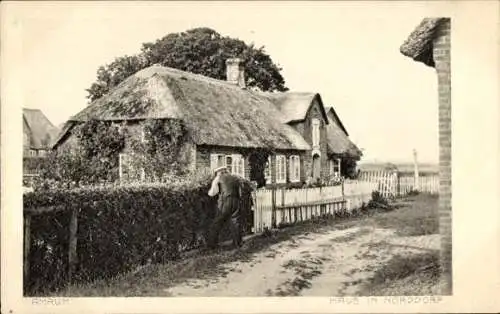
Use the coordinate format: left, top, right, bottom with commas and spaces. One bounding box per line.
68, 207, 79, 285
413, 149, 420, 191
396, 171, 401, 197
271, 185, 276, 228
281, 188, 285, 225
341, 180, 345, 211
24, 214, 31, 289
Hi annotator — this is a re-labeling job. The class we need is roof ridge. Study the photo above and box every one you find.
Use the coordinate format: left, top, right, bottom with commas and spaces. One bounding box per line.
139, 65, 240, 90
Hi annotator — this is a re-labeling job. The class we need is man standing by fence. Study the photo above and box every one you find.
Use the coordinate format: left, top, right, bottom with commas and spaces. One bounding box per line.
207, 166, 244, 249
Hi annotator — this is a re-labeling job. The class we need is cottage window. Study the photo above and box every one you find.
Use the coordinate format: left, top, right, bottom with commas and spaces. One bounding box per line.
312, 119, 320, 148
210, 153, 244, 177
289, 155, 301, 182
264, 156, 272, 184
119, 153, 145, 182
276, 155, 286, 183
38, 150, 46, 157
231, 154, 245, 177
119, 153, 130, 180
330, 158, 341, 177
29, 150, 37, 157
210, 154, 226, 171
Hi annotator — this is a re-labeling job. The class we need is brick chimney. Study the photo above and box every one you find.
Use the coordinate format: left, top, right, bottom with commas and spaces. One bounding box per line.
225, 58, 245, 88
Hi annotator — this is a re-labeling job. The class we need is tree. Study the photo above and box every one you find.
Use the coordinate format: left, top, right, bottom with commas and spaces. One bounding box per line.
86, 27, 288, 102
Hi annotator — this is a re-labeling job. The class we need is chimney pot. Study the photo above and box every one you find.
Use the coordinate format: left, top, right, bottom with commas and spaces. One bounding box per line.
226, 58, 245, 89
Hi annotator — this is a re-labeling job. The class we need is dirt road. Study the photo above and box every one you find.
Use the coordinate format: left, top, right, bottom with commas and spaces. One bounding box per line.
165, 224, 440, 297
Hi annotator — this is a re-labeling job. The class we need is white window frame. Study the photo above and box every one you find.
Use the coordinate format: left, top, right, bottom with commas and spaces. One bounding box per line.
264, 156, 272, 184
275, 155, 286, 183
29, 149, 37, 157
289, 155, 300, 182
330, 158, 341, 178
210, 153, 245, 177
210, 153, 226, 171
312, 118, 320, 148
119, 153, 128, 180
230, 154, 245, 177
119, 153, 145, 182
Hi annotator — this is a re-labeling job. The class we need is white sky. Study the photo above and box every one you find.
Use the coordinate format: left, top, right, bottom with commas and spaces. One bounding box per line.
17, 2, 447, 163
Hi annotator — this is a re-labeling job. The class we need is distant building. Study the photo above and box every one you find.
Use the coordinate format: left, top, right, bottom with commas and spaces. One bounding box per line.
23, 108, 59, 158
23, 108, 60, 178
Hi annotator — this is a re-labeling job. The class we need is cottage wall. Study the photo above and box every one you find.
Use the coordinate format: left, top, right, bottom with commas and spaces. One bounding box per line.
56, 120, 197, 173
196, 145, 251, 180
196, 145, 306, 187
292, 98, 329, 181
56, 128, 80, 155
433, 18, 452, 294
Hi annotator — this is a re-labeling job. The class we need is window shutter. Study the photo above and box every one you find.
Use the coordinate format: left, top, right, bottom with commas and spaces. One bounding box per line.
295, 156, 300, 181
283, 156, 287, 182
119, 154, 123, 179
239, 156, 245, 177
275, 156, 281, 182
276, 155, 286, 183
210, 154, 218, 171
119, 153, 129, 180
265, 156, 271, 184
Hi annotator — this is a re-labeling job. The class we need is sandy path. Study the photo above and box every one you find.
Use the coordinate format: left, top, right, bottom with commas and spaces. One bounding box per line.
165, 225, 439, 297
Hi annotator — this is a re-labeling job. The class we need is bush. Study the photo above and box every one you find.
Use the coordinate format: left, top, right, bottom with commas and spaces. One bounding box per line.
23, 170, 255, 295
407, 189, 420, 196
368, 190, 390, 209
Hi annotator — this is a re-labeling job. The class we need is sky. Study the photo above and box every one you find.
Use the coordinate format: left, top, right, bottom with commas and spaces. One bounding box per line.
16, 2, 446, 164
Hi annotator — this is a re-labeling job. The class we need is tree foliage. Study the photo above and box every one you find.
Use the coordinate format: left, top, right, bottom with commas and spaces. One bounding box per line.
86, 27, 288, 102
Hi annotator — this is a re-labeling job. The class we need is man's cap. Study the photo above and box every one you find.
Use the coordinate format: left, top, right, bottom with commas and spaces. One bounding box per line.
213, 166, 228, 173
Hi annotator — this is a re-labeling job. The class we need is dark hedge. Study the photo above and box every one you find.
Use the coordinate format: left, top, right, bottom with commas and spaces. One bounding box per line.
23, 172, 254, 295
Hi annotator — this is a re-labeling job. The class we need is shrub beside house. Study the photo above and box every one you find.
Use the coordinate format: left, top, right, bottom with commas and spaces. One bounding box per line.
52, 59, 362, 187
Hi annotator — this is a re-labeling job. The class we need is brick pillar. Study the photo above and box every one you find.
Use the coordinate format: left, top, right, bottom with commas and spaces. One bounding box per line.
433, 18, 452, 295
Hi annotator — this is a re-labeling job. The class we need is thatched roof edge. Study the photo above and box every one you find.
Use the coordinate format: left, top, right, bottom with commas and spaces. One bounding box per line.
400, 17, 449, 67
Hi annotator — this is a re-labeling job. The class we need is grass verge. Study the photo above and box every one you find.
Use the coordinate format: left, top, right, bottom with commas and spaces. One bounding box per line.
358, 251, 441, 296
363, 194, 439, 236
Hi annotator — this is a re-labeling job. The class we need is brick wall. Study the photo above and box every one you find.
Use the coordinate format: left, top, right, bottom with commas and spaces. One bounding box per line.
196, 146, 251, 180
294, 98, 329, 181
433, 18, 452, 295
196, 145, 305, 186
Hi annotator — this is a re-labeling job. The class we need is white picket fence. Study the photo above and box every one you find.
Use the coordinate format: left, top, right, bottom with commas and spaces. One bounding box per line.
252, 180, 378, 234
358, 170, 439, 196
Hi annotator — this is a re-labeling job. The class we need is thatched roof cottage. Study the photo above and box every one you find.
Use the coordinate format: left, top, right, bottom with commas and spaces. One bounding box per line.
23, 108, 59, 157
400, 17, 451, 294
53, 59, 361, 186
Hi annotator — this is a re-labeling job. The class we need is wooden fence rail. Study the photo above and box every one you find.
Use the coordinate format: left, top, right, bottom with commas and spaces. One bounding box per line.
252, 180, 378, 234
358, 170, 439, 197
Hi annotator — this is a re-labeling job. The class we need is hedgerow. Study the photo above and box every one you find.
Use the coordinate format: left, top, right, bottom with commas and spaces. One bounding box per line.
23, 171, 254, 295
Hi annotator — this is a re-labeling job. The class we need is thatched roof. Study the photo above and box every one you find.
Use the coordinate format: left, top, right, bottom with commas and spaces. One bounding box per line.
261, 92, 329, 124
54, 65, 310, 151
325, 108, 362, 159
325, 106, 348, 136
400, 18, 448, 67
23, 108, 60, 149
